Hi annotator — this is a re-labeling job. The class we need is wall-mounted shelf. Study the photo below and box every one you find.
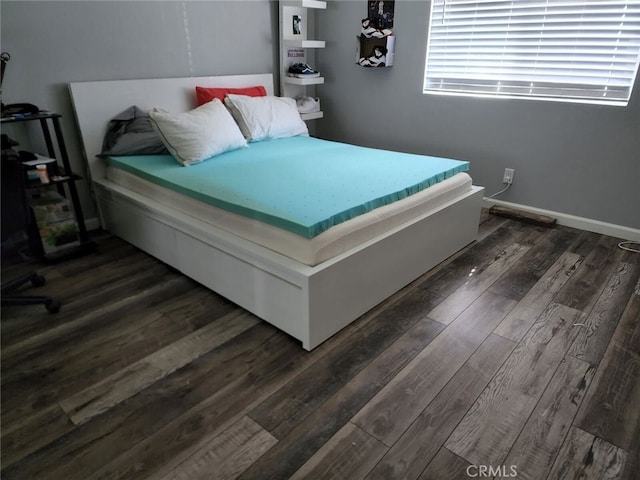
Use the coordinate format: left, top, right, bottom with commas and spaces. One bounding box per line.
284, 76, 325, 86
301, 111, 324, 121
279, 0, 326, 122
284, 39, 325, 48
301, 0, 326, 8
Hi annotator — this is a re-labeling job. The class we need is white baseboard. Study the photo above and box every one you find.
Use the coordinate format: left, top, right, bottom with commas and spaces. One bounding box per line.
85, 201, 640, 244
483, 198, 640, 242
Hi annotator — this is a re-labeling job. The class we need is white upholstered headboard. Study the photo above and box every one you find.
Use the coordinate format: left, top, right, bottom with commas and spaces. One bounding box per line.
69, 73, 274, 183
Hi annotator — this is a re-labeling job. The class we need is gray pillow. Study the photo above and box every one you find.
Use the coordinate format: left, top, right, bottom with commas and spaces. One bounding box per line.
99, 106, 168, 157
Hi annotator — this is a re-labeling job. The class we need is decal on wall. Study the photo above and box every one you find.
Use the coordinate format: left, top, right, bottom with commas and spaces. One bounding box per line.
357, 1, 395, 67
288, 48, 306, 59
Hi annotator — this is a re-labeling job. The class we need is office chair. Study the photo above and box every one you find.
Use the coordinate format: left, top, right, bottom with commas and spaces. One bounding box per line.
1, 134, 61, 314
1, 271, 61, 313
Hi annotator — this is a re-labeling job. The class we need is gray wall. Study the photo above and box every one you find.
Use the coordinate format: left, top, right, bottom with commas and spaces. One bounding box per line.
2, 0, 638, 230
316, 0, 640, 230
1, 0, 278, 220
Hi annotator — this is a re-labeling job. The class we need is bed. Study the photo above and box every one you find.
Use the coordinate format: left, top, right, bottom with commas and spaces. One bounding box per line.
69, 73, 484, 350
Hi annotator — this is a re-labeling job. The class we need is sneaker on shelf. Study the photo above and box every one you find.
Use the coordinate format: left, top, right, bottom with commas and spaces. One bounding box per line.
295, 96, 321, 114
287, 63, 320, 78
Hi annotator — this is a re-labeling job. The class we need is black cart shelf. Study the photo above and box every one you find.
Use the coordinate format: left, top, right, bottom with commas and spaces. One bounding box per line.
2, 111, 94, 260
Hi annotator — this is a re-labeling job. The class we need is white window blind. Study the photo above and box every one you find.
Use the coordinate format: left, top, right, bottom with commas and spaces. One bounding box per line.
423, 0, 640, 105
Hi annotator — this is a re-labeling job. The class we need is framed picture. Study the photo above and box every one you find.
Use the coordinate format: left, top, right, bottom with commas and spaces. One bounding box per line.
282, 6, 307, 40
292, 14, 302, 35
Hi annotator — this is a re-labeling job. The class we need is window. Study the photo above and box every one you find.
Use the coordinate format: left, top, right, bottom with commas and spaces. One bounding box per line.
423, 1, 640, 106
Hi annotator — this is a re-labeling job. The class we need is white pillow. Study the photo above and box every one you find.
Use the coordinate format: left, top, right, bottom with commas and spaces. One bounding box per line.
224, 94, 308, 142
148, 99, 247, 166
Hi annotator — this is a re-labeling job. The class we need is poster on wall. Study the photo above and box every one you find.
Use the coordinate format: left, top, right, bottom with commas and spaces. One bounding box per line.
367, 1, 394, 30
358, 1, 395, 67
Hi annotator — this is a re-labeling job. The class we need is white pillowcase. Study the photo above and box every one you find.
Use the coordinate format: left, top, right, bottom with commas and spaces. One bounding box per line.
148, 99, 247, 166
224, 94, 308, 142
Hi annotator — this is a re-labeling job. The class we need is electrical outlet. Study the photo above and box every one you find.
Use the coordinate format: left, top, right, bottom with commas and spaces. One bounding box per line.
503, 168, 515, 184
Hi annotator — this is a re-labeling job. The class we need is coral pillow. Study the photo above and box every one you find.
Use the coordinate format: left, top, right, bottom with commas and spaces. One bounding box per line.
195, 85, 267, 106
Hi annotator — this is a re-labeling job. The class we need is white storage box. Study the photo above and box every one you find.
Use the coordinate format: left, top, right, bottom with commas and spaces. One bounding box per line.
356, 35, 395, 67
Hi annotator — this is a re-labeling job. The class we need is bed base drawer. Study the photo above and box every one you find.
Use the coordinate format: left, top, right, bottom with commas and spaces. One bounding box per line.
96, 183, 483, 350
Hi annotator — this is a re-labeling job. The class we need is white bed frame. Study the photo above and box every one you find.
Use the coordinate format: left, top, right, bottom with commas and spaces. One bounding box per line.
69, 74, 484, 350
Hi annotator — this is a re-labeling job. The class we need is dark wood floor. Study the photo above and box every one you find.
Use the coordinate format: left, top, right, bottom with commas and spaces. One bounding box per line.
1, 212, 639, 480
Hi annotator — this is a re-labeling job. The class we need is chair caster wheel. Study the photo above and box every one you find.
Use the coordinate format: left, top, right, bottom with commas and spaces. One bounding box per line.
45, 298, 61, 313
32, 274, 46, 287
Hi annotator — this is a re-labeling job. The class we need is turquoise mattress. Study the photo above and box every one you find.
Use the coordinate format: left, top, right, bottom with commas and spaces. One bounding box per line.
107, 136, 469, 238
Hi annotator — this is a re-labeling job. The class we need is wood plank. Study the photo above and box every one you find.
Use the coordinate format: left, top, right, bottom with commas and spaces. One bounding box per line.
554, 235, 625, 312
445, 302, 585, 466
2, 246, 162, 341
622, 243, 640, 266
494, 251, 582, 342
489, 227, 579, 301
418, 448, 472, 480
567, 229, 602, 257
546, 426, 627, 479
159, 416, 277, 480
614, 279, 640, 354
352, 292, 517, 446
477, 213, 508, 242
2, 307, 164, 387
1, 322, 288, 480
59, 310, 261, 425
0, 256, 160, 347
289, 422, 387, 480
248, 286, 444, 439
44, 249, 163, 302
1, 274, 198, 429
1, 288, 233, 399
419, 222, 534, 299
81, 323, 358, 480
365, 333, 515, 480
53, 234, 139, 275
4, 224, 639, 480
161, 287, 237, 331
620, 414, 640, 480
237, 318, 445, 480
567, 261, 639, 365
0, 404, 74, 469
0, 235, 135, 296
427, 242, 529, 325
574, 285, 640, 450
499, 356, 595, 480
1, 267, 187, 367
